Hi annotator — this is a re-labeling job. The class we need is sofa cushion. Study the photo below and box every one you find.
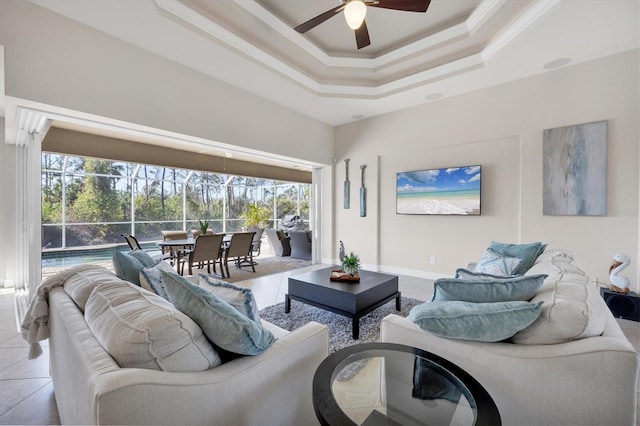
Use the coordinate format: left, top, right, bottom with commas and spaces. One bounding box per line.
112, 249, 155, 285
85, 280, 221, 371
409, 301, 543, 342
139, 260, 178, 300
432, 274, 547, 303
162, 271, 276, 355
488, 241, 547, 275
198, 274, 260, 321
63, 266, 121, 312
472, 249, 522, 276
513, 251, 606, 344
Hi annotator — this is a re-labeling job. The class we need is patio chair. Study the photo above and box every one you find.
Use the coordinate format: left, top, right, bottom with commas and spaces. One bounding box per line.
161, 230, 189, 267
247, 227, 265, 258
182, 234, 225, 276
120, 234, 169, 262
221, 232, 256, 278
121, 234, 143, 251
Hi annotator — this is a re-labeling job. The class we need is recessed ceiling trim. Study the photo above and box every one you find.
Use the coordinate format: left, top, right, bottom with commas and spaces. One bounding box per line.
156, 0, 562, 99
236, 0, 504, 69
467, 0, 506, 34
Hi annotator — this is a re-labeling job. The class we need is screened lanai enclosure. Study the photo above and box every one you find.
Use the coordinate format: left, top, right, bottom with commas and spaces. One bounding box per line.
41, 153, 311, 250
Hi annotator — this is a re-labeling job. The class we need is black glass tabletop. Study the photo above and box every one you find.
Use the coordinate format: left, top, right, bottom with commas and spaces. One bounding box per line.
313, 343, 501, 426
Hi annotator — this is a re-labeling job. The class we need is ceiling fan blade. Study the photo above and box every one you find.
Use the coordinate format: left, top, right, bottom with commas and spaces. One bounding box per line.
369, 0, 431, 13
294, 5, 345, 34
355, 20, 371, 49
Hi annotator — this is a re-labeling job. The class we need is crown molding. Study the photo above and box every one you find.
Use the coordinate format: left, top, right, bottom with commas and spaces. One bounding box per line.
155, 0, 559, 99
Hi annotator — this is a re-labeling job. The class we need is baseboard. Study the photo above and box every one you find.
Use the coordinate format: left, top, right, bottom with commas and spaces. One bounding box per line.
374, 265, 450, 281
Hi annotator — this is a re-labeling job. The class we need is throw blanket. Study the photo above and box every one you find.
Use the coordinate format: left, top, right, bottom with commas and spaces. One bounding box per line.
20, 264, 109, 359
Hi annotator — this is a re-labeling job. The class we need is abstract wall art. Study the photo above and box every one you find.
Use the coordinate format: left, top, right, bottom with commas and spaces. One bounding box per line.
543, 120, 607, 216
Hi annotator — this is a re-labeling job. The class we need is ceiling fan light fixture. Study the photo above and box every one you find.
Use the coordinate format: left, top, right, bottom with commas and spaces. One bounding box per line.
344, 0, 367, 30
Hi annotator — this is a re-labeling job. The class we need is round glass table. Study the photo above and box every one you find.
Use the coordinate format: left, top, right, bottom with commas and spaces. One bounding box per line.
313, 343, 501, 426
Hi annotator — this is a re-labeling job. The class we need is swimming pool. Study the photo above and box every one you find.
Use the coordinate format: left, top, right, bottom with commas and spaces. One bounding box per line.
41, 253, 114, 268
41, 245, 164, 268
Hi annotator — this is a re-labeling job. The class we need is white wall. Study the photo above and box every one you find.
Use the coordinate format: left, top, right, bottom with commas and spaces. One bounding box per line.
334, 50, 639, 290
0, 0, 333, 165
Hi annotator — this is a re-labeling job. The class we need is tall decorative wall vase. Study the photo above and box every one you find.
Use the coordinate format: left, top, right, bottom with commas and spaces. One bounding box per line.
543, 120, 607, 216
344, 159, 350, 209
360, 164, 367, 217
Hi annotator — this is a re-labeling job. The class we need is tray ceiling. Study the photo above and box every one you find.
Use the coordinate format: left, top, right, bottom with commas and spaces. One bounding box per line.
29, 0, 640, 125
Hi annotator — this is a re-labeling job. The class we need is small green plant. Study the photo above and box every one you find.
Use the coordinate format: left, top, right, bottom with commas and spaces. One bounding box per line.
241, 203, 271, 229
341, 252, 361, 276
198, 219, 210, 235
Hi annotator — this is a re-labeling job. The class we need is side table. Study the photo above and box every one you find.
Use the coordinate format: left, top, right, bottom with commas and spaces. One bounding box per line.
313, 342, 501, 425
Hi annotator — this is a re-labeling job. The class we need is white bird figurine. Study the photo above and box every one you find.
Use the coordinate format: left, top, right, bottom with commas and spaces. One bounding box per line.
609, 253, 631, 294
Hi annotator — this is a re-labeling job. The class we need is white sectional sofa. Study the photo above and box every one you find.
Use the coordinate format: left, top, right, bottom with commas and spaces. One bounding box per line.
41, 266, 329, 425
381, 249, 638, 426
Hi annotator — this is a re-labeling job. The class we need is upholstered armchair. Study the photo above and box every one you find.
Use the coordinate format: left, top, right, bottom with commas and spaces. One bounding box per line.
288, 230, 312, 260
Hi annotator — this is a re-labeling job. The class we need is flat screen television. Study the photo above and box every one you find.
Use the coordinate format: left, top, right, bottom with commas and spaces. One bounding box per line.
396, 165, 481, 215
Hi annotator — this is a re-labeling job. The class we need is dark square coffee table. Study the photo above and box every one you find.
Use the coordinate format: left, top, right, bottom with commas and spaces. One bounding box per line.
286, 266, 400, 339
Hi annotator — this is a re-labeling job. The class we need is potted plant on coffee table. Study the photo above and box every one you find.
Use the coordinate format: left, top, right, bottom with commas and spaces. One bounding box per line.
330, 252, 361, 282
341, 252, 361, 276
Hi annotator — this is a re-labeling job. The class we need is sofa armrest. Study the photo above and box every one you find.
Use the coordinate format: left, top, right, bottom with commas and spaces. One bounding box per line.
93, 321, 329, 425
381, 314, 638, 426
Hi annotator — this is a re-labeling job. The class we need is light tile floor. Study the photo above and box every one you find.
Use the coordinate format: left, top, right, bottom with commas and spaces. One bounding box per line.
1, 268, 638, 425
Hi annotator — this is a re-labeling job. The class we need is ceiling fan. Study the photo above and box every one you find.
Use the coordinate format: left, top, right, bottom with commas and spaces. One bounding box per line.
294, 0, 432, 50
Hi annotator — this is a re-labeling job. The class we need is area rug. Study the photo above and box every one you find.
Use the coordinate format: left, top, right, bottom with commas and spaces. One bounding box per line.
192, 255, 312, 283
259, 296, 424, 354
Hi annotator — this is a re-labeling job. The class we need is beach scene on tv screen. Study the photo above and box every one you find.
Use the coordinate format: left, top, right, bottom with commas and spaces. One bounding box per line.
396, 166, 481, 215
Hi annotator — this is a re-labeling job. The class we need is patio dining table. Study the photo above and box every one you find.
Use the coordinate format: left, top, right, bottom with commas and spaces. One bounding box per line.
157, 236, 231, 275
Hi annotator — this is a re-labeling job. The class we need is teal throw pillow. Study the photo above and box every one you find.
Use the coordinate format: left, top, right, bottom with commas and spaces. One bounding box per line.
409, 301, 544, 342
431, 274, 547, 303
161, 271, 275, 355
139, 260, 178, 300
473, 249, 522, 276
455, 268, 512, 280
488, 241, 547, 275
112, 249, 154, 285
128, 249, 156, 267
198, 274, 260, 321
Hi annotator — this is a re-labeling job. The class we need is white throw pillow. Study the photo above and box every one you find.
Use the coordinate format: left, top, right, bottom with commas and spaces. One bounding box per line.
85, 280, 221, 371
512, 252, 606, 344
